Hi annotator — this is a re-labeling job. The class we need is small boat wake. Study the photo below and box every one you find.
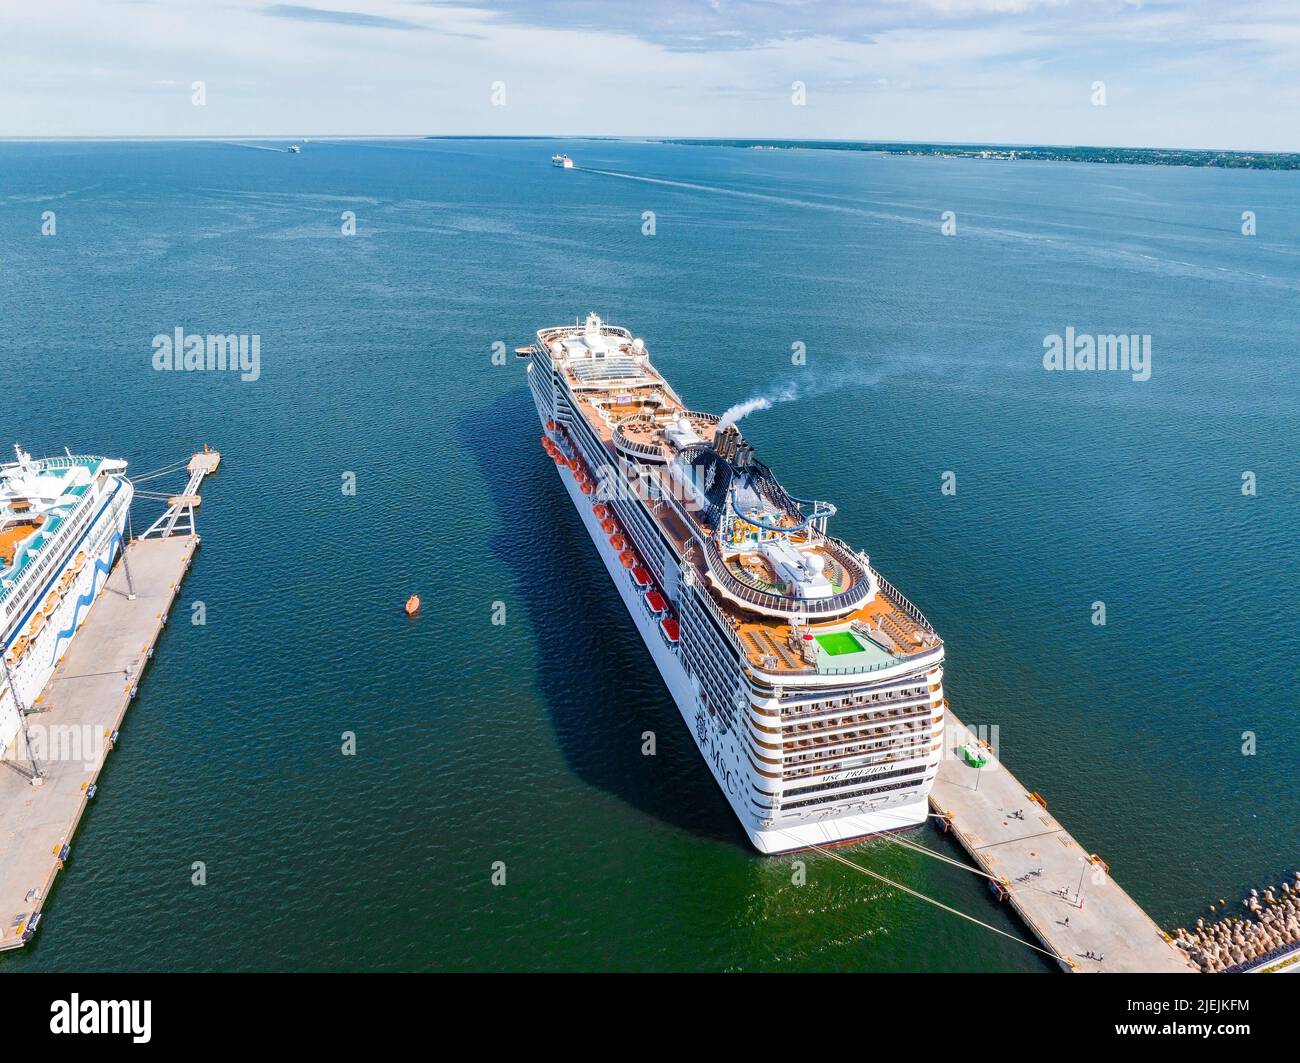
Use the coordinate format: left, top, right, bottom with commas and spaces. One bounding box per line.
573, 165, 920, 227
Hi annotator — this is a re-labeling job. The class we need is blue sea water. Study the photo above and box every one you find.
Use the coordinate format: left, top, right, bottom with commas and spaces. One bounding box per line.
0, 137, 1296, 972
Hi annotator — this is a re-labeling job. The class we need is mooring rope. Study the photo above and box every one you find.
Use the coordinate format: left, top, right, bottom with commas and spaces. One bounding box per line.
777, 828, 1064, 962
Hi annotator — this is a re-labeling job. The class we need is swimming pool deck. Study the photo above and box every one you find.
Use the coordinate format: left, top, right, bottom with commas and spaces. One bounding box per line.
931, 707, 1198, 973
0, 534, 197, 951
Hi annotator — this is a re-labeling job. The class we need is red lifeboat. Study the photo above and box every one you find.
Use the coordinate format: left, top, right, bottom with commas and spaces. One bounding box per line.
660, 616, 680, 643
645, 589, 667, 614
631, 566, 651, 588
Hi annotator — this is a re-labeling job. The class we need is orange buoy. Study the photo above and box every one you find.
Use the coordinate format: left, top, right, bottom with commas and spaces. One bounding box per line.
404, 595, 421, 616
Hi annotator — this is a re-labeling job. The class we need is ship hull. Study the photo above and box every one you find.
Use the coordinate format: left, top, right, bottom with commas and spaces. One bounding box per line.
0, 478, 132, 755
544, 426, 929, 853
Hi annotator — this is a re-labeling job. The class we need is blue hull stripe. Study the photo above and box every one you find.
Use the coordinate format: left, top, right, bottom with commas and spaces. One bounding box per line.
46, 531, 124, 666
2, 478, 125, 653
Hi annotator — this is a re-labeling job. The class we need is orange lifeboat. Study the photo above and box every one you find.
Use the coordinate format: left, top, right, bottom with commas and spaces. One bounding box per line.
404, 595, 421, 616
41, 591, 60, 617
609, 534, 626, 550
600, 519, 616, 534
593, 504, 609, 519
546, 419, 556, 431
619, 550, 636, 568
580, 482, 594, 496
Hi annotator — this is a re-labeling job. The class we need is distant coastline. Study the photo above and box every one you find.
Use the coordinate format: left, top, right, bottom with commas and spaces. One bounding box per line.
656, 138, 1300, 170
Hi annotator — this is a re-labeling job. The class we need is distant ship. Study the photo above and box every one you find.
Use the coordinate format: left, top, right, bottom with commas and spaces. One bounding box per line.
551, 153, 573, 168
288, 145, 302, 154
524, 314, 947, 853
0, 448, 133, 756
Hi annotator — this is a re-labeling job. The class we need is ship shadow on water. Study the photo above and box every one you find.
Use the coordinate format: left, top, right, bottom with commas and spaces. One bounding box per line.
458, 390, 745, 849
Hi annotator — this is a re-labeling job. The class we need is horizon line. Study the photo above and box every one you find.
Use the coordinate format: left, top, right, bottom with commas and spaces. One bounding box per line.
1, 134, 1298, 156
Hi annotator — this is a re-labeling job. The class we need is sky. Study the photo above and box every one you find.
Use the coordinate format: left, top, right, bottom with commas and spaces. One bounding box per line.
2, 0, 1298, 149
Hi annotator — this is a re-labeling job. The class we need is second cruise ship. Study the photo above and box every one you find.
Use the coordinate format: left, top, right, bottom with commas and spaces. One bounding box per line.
0, 447, 133, 759
524, 314, 947, 853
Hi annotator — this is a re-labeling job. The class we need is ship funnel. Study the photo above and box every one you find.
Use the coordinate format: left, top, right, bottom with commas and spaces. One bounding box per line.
712, 424, 754, 468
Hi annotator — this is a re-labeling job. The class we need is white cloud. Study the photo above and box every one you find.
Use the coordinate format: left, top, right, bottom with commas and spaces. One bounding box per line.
0, 0, 1296, 149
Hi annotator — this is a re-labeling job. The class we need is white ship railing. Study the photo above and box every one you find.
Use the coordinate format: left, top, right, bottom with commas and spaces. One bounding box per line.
869, 565, 934, 632
0, 489, 100, 614
700, 534, 871, 618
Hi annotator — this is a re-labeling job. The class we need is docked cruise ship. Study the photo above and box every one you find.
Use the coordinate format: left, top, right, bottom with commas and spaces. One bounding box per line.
524, 314, 946, 853
0, 448, 133, 758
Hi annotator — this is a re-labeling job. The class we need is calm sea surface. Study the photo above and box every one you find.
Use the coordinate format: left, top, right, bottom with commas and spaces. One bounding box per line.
0, 138, 1296, 972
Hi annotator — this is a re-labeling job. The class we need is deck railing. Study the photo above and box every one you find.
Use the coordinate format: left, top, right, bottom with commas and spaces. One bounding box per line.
699, 534, 870, 618
869, 565, 935, 633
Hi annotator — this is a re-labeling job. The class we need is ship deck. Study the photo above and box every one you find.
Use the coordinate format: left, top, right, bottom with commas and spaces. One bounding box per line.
560, 366, 937, 678
0, 520, 42, 569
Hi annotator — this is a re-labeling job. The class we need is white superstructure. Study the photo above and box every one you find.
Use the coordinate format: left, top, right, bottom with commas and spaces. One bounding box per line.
525, 314, 947, 853
0, 447, 133, 756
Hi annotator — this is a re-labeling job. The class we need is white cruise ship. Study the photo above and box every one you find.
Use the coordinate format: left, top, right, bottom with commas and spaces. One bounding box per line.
551, 153, 574, 168
524, 314, 946, 853
0, 448, 133, 757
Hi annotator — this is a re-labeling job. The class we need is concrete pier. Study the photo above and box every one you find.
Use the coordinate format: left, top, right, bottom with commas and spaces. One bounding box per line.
0, 532, 200, 951
931, 709, 1197, 973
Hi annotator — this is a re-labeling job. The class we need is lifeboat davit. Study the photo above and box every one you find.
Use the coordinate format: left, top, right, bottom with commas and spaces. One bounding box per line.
404, 595, 421, 616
